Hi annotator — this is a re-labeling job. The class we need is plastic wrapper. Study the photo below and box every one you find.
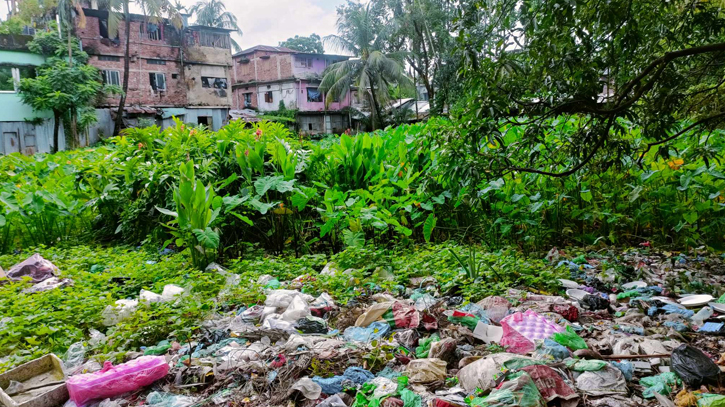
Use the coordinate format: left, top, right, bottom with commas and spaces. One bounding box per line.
6, 253, 58, 283
640, 372, 681, 398
551, 326, 588, 350
698, 394, 725, 407
457, 353, 528, 392
281, 295, 311, 322
371, 377, 397, 399
448, 310, 480, 331
671, 344, 721, 388
343, 321, 391, 343
415, 334, 440, 358
312, 367, 374, 394
295, 316, 327, 334
140, 289, 163, 304
500, 311, 563, 355
291, 377, 322, 400
265, 290, 313, 309
469, 372, 546, 407
239, 305, 265, 324
520, 365, 578, 404
64, 342, 87, 374
67, 356, 169, 407
146, 391, 198, 407
101, 299, 138, 326
355, 301, 420, 329
394, 329, 419, 350
574, 364, 627, 396
405, 358, 446, 383
476, 296, 510, 324
318, 395, 347, 407
310, 292, 336, 316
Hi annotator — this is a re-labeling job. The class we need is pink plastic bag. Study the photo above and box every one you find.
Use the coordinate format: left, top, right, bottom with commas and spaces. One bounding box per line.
67, 356, 169, 406
500, 310, 563, 355
6, 253, 58, 283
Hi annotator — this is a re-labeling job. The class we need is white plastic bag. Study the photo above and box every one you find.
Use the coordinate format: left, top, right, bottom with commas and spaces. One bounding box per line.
102, 299, 138, 326
140, 289, 163, 304
281, 295, 310, 322
405, 358, 447, 383
161, 285, 185, 302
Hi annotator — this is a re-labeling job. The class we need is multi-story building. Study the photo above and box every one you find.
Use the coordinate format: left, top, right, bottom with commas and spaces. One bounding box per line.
231, 45, 353, 135
0, 34, 58, 154
76, 6, 234, 131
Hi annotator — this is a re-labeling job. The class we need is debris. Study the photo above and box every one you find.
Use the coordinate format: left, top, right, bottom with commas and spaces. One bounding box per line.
405, 358, 446, 383
670, 344, 721, 388
0, 354, 67, 407
290, 377, 322, 400
66, 356, 169, 406
640, 372, 681, 398
6, 254, 58, 283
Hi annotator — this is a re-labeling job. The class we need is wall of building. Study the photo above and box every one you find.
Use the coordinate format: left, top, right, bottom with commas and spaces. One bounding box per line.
184, 63, 232, 107
297, 80, 351, 112
291, 54, 329, 79
0, 49, 52, 122
255, 81, 299, 111
233, 51, 293, 83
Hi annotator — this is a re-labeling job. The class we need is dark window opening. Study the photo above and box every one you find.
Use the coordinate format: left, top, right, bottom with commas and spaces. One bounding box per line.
307, 87, 322, 103
172, 73, 179, 79
98, 55, 120, 61
147, 59, 166, 65
201, 77, 228, 89
198, 116, 212, 127
141, 23, 162, 41
243, 92, 252, 108
102, 70, 120, 86
149, 72, 166, 91
264, 91, 273, 103
308, 123, 313, 131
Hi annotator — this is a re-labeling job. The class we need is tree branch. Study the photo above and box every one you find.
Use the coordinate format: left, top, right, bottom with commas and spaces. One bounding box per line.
637, 112, 725, 165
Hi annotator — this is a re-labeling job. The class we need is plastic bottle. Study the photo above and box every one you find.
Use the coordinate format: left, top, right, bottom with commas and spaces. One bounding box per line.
691, 306, 713, 327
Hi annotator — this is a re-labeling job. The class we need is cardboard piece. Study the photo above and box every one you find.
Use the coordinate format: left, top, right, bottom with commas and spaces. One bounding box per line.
472, 321, 504, 343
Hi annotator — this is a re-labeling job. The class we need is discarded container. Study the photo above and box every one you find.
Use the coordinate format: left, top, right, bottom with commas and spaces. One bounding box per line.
500, 310, 563, 354
66, 356, 169, 407
405, 358, 446, 383
0, 354, 68, 407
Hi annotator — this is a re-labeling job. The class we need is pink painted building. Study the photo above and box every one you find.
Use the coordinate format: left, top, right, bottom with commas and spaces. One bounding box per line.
232, 45, 352, 135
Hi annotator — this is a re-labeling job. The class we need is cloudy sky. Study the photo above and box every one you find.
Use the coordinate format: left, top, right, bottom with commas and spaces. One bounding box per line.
2, 0, 349, 52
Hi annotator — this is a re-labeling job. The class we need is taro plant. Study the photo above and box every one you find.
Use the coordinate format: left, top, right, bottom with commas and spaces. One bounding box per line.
157, 161, 222, 269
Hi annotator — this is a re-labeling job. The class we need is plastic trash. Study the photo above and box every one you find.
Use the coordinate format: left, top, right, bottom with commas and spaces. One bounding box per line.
698, 394, 725, 407
310, 292, 336, 317
343, 321, 391, 343
648, 304, 694, 318
160, 284, 185, 302
371, 377, 397, 399
67, 356, 169, 407
405, 358, 446, 383
64, 342, 86, 373
262, 317, 296, 332
699, 322, 725, 334
312, 367, 374, 394
290, 377, 322, 400
265, 290, 313, 309
574, 364, 627, 396
88, 329, 106, 347
640, 372, 681, 398
469, 372, 546, 407
295, 316, 327, 334
140, 289, 163, 304
671, 344, 721, 387
429, 338, 458, 364
457, 353, 529, 392
415, 334, 440, 358
101, 299, 139, 326
519, 365, 578, 404
476, 296, 510, 323
610, 361, 634, 381
22, 277, 73, 293
533, 339, 570, 362
551, 326, 588, 350
394, 329, 419, 350
472, 321, 504, 344
692, 306, 714, 327
144, 340, 172, 355
583, 294, 610, 310
6, 253, 58, 283
281, 295, 311, 322
413, 293, 437, 311
317, 395, 348, 407
239, 305, 265, 324
567, 359, 606, 372
500, 310, 564, 354
447, 310, 480, 331
146, 391, 198, 407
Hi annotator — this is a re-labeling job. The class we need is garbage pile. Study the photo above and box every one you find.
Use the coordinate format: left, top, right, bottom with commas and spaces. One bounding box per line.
4, 248, 725, 407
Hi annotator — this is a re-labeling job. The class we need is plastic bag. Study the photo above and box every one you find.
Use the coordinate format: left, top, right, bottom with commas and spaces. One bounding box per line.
281, 295, 311, 322
551, 326, 587, 350
140, 289, 163, 304
88, 329, 106, 347
448, 310, 480, 331
415, 334, 440, 358
101, 299, 138, 326
469, 372, 546, 407
671, 344, 721, 387
611, 361, 634, 381
310, 292, 336, 317
519, 365, 578, 404
6, 253, 58, 283
67, 356, 169, 407
457, 353, 528, 392
500, 311, 563, 355
265, 290, 313, 308
371, 377, 397, 399
698, 394, 725, 407
318, 395, 348, 407
344, 321, 391, 343
240, 305, 265, 324
640, 372, 681, 398
161, 285, 185, 302
476, 296, 510, 324
144, 340, 172, 355
405, 358, 447, 383
575, 364, 627, 396
65, 342, 86, 373
146, 391, 198, 407
22, 277, 73, 293
291, 377, 322, 400
355, 301, 420, 329
533, 339, 569, 362
312, 367, 374, 394
295, 316, 327, 334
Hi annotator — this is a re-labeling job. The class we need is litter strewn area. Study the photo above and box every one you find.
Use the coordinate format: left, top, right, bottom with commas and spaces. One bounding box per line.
2, 247, 725, 407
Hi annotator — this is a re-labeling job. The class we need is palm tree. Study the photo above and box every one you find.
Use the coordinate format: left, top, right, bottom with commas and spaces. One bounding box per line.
320, 2, 412, 130
56, 0, 86, 67
100, 0, 182, 137
189, 0, 242, 52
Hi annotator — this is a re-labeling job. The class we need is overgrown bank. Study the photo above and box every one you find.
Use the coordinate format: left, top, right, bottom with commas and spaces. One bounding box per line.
1, 118, 724, 262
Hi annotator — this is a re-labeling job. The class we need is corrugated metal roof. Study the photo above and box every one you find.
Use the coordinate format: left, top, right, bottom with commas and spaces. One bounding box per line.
234, 45, 296, 56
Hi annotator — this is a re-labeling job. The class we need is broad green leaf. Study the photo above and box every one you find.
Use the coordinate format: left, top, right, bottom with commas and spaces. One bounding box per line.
683, 212, 698, 224
193, 227, 220, 249
423, 214, 437, 243
156, 206, 178, 217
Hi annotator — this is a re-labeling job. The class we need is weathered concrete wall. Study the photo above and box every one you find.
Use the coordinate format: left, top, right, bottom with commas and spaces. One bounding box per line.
185, 63, 232, 107
233, 51, 293, 83
255, 81, 298, 111
297, 80, 351, 112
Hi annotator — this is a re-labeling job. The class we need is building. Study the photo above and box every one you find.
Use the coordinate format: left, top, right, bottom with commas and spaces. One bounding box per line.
76, 6, 234, 131
231, 45, 352, 135
0, 34, 60, 154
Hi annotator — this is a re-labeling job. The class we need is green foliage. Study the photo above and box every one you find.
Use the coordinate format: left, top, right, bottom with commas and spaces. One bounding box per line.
279, 34, 325, 54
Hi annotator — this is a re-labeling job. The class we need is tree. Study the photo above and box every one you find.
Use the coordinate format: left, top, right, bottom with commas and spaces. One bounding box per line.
379, 0, 454, 112
18, 31, 119, 152
100, 0, 182, 137
280, 34, 324, 54
321, 1, 413, 130
190, 0, 242, 52
451, 0, 725, 177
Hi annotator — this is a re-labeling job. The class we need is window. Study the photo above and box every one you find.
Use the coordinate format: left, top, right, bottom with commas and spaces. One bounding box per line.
102, 70, 120, 86
243, 92, 252, 107
0, 65, 35, 92
100, 18, 110, 39
99, 55, 120, 62
149, 73, 166, 91
264, 91, 273, 103
307, 87, 322, 103
197, 32, 231, 49
296, 57, 313, 68
201, 77, 228, 89
140, 23, 161, 41
172, 73, 179, 79
147, 59, 166, 65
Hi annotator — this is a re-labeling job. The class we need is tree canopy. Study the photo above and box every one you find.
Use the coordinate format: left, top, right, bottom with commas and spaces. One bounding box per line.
280, 34, 324, 54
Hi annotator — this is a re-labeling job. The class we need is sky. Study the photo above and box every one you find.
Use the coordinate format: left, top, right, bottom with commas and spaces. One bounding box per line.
2, 0, 348, 53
